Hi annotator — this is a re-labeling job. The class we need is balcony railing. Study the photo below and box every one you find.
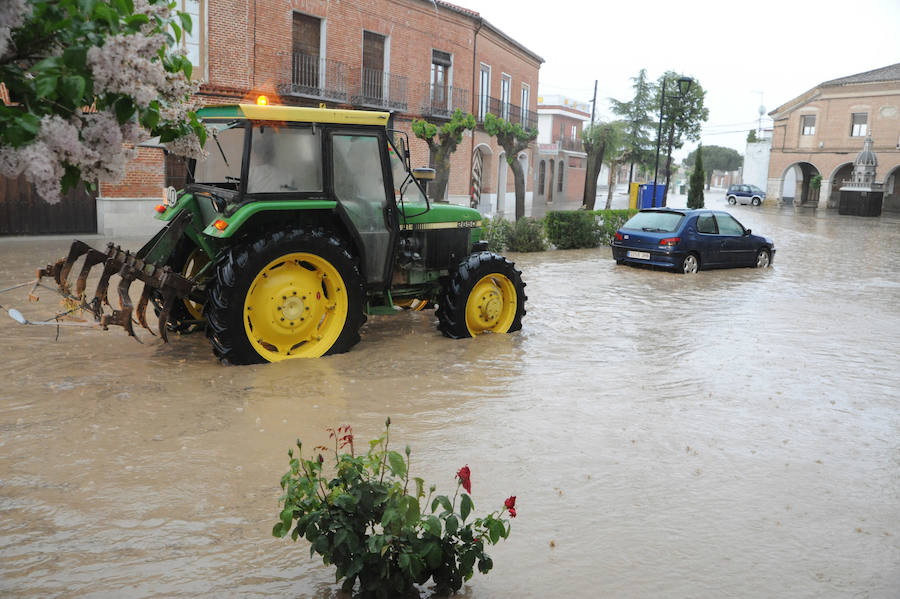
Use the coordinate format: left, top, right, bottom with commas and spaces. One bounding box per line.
559, 136, 583, 152
278, 52, 348, 102
350, 68, 408, 112
419, 83, 470, 119
476, 95, 538, 130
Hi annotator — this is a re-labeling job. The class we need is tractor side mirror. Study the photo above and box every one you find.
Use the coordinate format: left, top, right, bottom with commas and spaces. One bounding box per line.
412, 168, 435, 181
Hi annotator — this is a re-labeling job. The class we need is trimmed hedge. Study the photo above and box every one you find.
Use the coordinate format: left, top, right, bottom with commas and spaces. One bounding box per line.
544, 210, 601, 249
592, 209, 638, 246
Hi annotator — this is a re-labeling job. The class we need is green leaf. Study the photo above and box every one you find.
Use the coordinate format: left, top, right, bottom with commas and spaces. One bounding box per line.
62, 47, 88, 70
387, 450, 406, 478
280, 507, 293, 529
36, 76, 58, 99
334, 494, 357, 511
433, 495, 452, 514
61, 165, 81, 194
445, 515, 458, 535
403, 495, 419, 525
460, 494, 473, 522
170, 21, 181, 43
179, 11, 193, 34
124, 13, 150, 30
59, 75, 86, 103
414, 477, 424, 499
114, 96, 136, 124
424, 541, 442, 568
272, 522, 285, 537
424, 515, 441, 537
478, 555, 493, 574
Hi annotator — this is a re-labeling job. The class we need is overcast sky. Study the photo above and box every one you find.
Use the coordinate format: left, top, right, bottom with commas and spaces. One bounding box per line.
469, 0, 900, 161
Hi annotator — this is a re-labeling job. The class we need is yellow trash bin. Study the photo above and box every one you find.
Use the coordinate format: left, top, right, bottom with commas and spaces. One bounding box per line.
629, 183, 640, 210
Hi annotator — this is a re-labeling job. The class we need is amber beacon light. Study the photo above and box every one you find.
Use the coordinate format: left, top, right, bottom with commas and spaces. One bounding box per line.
256, 95, 268, 106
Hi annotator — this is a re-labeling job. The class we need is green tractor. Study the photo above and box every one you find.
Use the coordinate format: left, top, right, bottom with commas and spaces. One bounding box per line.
32, 102, 526, 364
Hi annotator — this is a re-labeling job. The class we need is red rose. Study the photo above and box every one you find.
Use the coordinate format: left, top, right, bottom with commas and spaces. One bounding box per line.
508, 507, 517, 518
504, 496, 516, 509
457, 465, 471, 493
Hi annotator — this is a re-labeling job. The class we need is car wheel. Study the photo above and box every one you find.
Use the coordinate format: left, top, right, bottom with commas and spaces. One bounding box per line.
756, 248, 771, 268
751, 197, 761, 206
679, 253, 700, 274
727, 196, 737, 205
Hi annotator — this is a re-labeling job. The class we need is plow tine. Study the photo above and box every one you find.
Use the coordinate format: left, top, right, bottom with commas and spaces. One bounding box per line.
56, 240, 95, 286
74, 247, 110, 298
135, 283, 156, 335
157, 291, 177, 343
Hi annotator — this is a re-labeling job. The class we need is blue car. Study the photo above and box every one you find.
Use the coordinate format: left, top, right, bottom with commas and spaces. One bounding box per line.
611, 208, 775, 274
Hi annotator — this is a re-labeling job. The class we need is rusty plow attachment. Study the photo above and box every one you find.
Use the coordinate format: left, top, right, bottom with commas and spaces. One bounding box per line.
17, 240, 196, 342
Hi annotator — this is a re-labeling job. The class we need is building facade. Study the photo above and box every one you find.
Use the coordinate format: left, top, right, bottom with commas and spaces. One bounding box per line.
766, 63, 900, 211
98, 0, 543, 235
532, 95, 589, 216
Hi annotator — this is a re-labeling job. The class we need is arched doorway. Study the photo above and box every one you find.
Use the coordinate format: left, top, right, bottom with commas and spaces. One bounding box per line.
497, 151, 507, 217
547, 159, 555, 202
828, 162, 854, 209
781, 162, 821, 207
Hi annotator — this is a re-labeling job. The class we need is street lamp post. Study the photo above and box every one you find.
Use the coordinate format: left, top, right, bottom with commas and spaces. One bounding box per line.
652, 76, 693, 207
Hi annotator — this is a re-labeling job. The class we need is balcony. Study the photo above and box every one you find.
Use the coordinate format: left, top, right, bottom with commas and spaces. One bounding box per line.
559, 136, 583, 152
278, 52, 348, 103
350, 68, 408, 112
418, 83, 470, 119
476, 95, 538, 131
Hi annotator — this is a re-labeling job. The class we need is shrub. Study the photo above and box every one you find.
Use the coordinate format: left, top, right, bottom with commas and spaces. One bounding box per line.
544, 210, 601, 249
505, 217, 547, 252
593, 209, 638, 245
274, 420, 517, 598
482, 214, 512, 252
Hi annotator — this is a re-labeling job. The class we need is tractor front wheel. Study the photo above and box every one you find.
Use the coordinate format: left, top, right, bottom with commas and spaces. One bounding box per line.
436, 252, 526, 339
204, 228, 365, 364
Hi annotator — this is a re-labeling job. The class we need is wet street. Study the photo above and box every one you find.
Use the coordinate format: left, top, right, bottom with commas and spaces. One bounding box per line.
1, 197, 898, 598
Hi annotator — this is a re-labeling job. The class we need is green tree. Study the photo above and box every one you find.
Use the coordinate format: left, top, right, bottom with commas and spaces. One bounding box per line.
610, 68, 655, 189
747, 129, 758, 143
483, 113, 537, 221
0, 0, 206, 203
687, 144, 705, 209
411, 109, 476, 202
581, 120, 622, 210
684, 145, 742, 190
653, 72, 709, 204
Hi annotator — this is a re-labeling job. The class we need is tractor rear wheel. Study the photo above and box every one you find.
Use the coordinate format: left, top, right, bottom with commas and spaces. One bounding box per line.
436, 252, 526, 339
204, 228, 365, 364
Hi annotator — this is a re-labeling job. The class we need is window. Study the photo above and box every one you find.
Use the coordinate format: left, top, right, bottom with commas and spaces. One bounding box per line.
193, 123, 243, 185
478, 64, 490, 120
248, 126, 322, 193
851, 113, 868, 137
292, 12, 322, 90
800, 115, 815, 136
500, 74, 511, 120
714, 213, 745, 236
622, 211, 683, 232
176, 0, 207, 79
431, 50, 452, 111
696, 214, 717, 234
520, 84, 530, 123
362, 31, 386, 100
571, 125, 576, 139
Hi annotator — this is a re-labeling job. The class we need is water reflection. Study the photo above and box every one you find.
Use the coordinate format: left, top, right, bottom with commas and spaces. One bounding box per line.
1, 203, 899, 598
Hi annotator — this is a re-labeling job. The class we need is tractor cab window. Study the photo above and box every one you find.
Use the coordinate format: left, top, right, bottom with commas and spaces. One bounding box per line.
388, 145, 427, 203
248, 125, 322, 193
194, 122, 244, 187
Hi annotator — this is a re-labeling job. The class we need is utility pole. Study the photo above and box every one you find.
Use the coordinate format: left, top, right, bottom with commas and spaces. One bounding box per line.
591, 80, 597, 124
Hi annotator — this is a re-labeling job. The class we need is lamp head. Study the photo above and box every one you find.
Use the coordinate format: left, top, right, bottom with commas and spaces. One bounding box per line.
677, 76, 694, 97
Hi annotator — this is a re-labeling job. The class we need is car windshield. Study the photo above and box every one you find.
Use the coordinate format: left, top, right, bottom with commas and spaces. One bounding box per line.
194, 121, 244, 185
622, 211, 684, 233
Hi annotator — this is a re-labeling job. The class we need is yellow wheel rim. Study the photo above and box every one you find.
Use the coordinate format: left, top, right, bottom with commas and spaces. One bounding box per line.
181, 248, 209, 320
243, 252, 349, 361
464, 273, 517, 335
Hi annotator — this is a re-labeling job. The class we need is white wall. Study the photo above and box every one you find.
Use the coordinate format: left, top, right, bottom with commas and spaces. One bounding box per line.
743, 141, 770, 190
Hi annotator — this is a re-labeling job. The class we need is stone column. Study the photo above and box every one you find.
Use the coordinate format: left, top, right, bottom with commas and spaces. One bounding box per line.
819, 178, 833, 209
766, 178, 781, 205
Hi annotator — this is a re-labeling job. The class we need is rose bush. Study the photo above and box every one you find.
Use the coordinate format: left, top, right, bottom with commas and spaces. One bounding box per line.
274, 419, 516, 598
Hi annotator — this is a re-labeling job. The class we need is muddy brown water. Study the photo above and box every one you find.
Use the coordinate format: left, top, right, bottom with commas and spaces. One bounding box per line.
1, 199, 899, 598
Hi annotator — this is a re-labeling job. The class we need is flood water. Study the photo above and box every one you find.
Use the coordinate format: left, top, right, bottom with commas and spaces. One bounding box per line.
1, 197, 899, 598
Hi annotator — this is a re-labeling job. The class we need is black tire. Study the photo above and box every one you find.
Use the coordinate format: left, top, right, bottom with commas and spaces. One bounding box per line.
678, 252, 700, 274
151, 236, 209, 333
727, 196, 737, 205
751, 197, 761, 206
436, 251, 526, 339
204, 228, 366, 364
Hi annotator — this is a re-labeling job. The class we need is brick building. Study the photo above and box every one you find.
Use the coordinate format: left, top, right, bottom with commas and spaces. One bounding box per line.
767, 63, 900, 211
532, 94, 589, 215
97, 0, 543, 234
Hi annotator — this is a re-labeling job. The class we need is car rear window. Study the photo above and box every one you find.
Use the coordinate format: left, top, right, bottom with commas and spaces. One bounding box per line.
622, 211, 684, 233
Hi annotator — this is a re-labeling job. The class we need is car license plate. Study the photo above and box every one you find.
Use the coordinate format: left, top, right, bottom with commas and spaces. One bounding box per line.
627, 250, 650, 260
